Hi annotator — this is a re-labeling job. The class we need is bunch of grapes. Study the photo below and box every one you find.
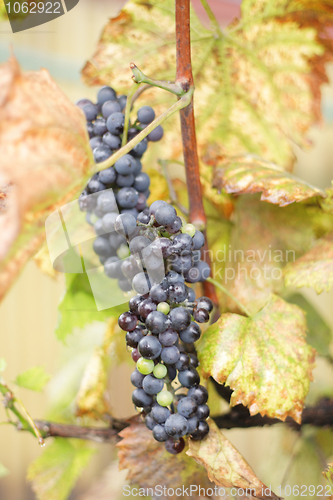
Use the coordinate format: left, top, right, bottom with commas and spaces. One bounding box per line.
76, 86, 164, 290
77, 87, 212, 454
117, 201, 212, 454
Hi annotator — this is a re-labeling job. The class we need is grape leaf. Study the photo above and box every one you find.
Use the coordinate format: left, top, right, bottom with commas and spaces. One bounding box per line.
213, 155, 324, 206
221, 195, 320, 315
0, 462, 9, 478
285, 293, 332, 357
284, 232, 333, 293
27, 438, 95, 500
56, 272, 126, 343
187, 419, 279, 500
14, 366, 51, 392
82, 0, 333, 169
197, 294, 315, 423
75, 317, 128, 418
117, 418, 213, 499
0, 57, 93, 303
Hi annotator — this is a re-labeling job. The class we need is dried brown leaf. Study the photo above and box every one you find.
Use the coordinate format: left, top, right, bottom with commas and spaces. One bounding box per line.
188, 419, 279, 500
117, 419, 213, 499
0, 57, 93, 301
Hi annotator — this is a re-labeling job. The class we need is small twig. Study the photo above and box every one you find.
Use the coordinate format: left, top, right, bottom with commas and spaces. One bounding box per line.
131, 84, 151, 104
158, 159, 189, 215
96, 88, 193, 173
206, 277, 252, 317
122, 82, 140, 147
131, 63, 185, 96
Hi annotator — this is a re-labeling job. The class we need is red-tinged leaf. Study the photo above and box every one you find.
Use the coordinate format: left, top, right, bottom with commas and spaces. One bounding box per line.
0, 57, 93, 301
117, 419, 213, 499
197, 295, 316, 423
213, 156, 324, 206
284, 232, 333, 293
187, 419, 280, 500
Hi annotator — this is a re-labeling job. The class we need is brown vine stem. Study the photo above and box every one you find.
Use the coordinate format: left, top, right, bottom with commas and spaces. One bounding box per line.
5, 398, 333, 443
175, 0, 218, 306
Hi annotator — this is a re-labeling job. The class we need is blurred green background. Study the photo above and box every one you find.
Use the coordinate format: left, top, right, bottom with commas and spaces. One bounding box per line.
0, 0, 333, 498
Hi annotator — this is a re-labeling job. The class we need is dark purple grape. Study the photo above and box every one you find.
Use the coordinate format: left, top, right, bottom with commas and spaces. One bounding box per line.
145, 413, 156, 430
151, 405, 170, 424
137, 106, 155, 124
187, 385, 208, 405
165, 216, 182, 234
193, 308, 210, 323
97, 86, 117, 105
146, 311, 168, 334
118, 312, 138, 331
138, 299, 157, 319
175, 352, 190, 371
147, 125, 164, 142
153, 424, 168, 442
126, 328, 145, 348
129, 294, 146, 314
165, 414, 188, 439
196, 404, 210, 420
138, 335, 162, 360
169, 307, 191, 332
158, 329, 178, 347
132, 388, 153, 407
178, 367, 200, 388
142, 374, 164, 395
169, 281, 187, 303
179, 322, 201, 343
161, 346, 180, 364
190, 420, 209, 440
130, 369, 145, 388
165, 437, 185, 454
177, 396, 198, 418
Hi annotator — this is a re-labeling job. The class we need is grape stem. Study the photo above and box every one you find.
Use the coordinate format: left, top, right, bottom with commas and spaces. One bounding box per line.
122, 82, 140, 147
131, 63, 186, 96
206, 277, 252, 317
158, 160, 189, 215
175, 0, 218, 307
95, 88, 193, 173
0, 379, 45, 445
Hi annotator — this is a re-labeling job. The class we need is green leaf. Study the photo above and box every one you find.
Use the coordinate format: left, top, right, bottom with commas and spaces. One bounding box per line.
56, 272, 126, 343
82, 0, 333, 169
27, 438, 95, 500
285, 232, 333, 293
0, 462, 9, 478
285, 293, 332, 356
198, 294, 315, 423
213, 155, 324, 206
15, 366, 51, 392
0, 358, 6, 372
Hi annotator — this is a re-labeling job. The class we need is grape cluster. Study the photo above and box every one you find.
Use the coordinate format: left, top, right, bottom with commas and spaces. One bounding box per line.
117, 202, 213, 454
76, 86, 212, 453
76, 86, 164, 291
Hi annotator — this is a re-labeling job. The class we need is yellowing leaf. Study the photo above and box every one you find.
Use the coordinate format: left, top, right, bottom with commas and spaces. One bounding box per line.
187, 419, 279, 500
27, 438, 95, 500
82, 0, 333, 169
15, 366, 51, 392
213, 155, 324, 206
197, 295, 315, 423
221, 195, 317, 315
285, 232, 333, 293
0, 57, 93, 302
117, 419, 213, 499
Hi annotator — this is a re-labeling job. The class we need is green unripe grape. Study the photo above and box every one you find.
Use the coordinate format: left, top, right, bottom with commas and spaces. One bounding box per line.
182, 223, 196, 237
180, 216, 187, 227
117, 244, 130, 260
157, 302, 170, 315
137, 358, 154, 375
153, 364, 168, 379
156, 390, 173, 407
